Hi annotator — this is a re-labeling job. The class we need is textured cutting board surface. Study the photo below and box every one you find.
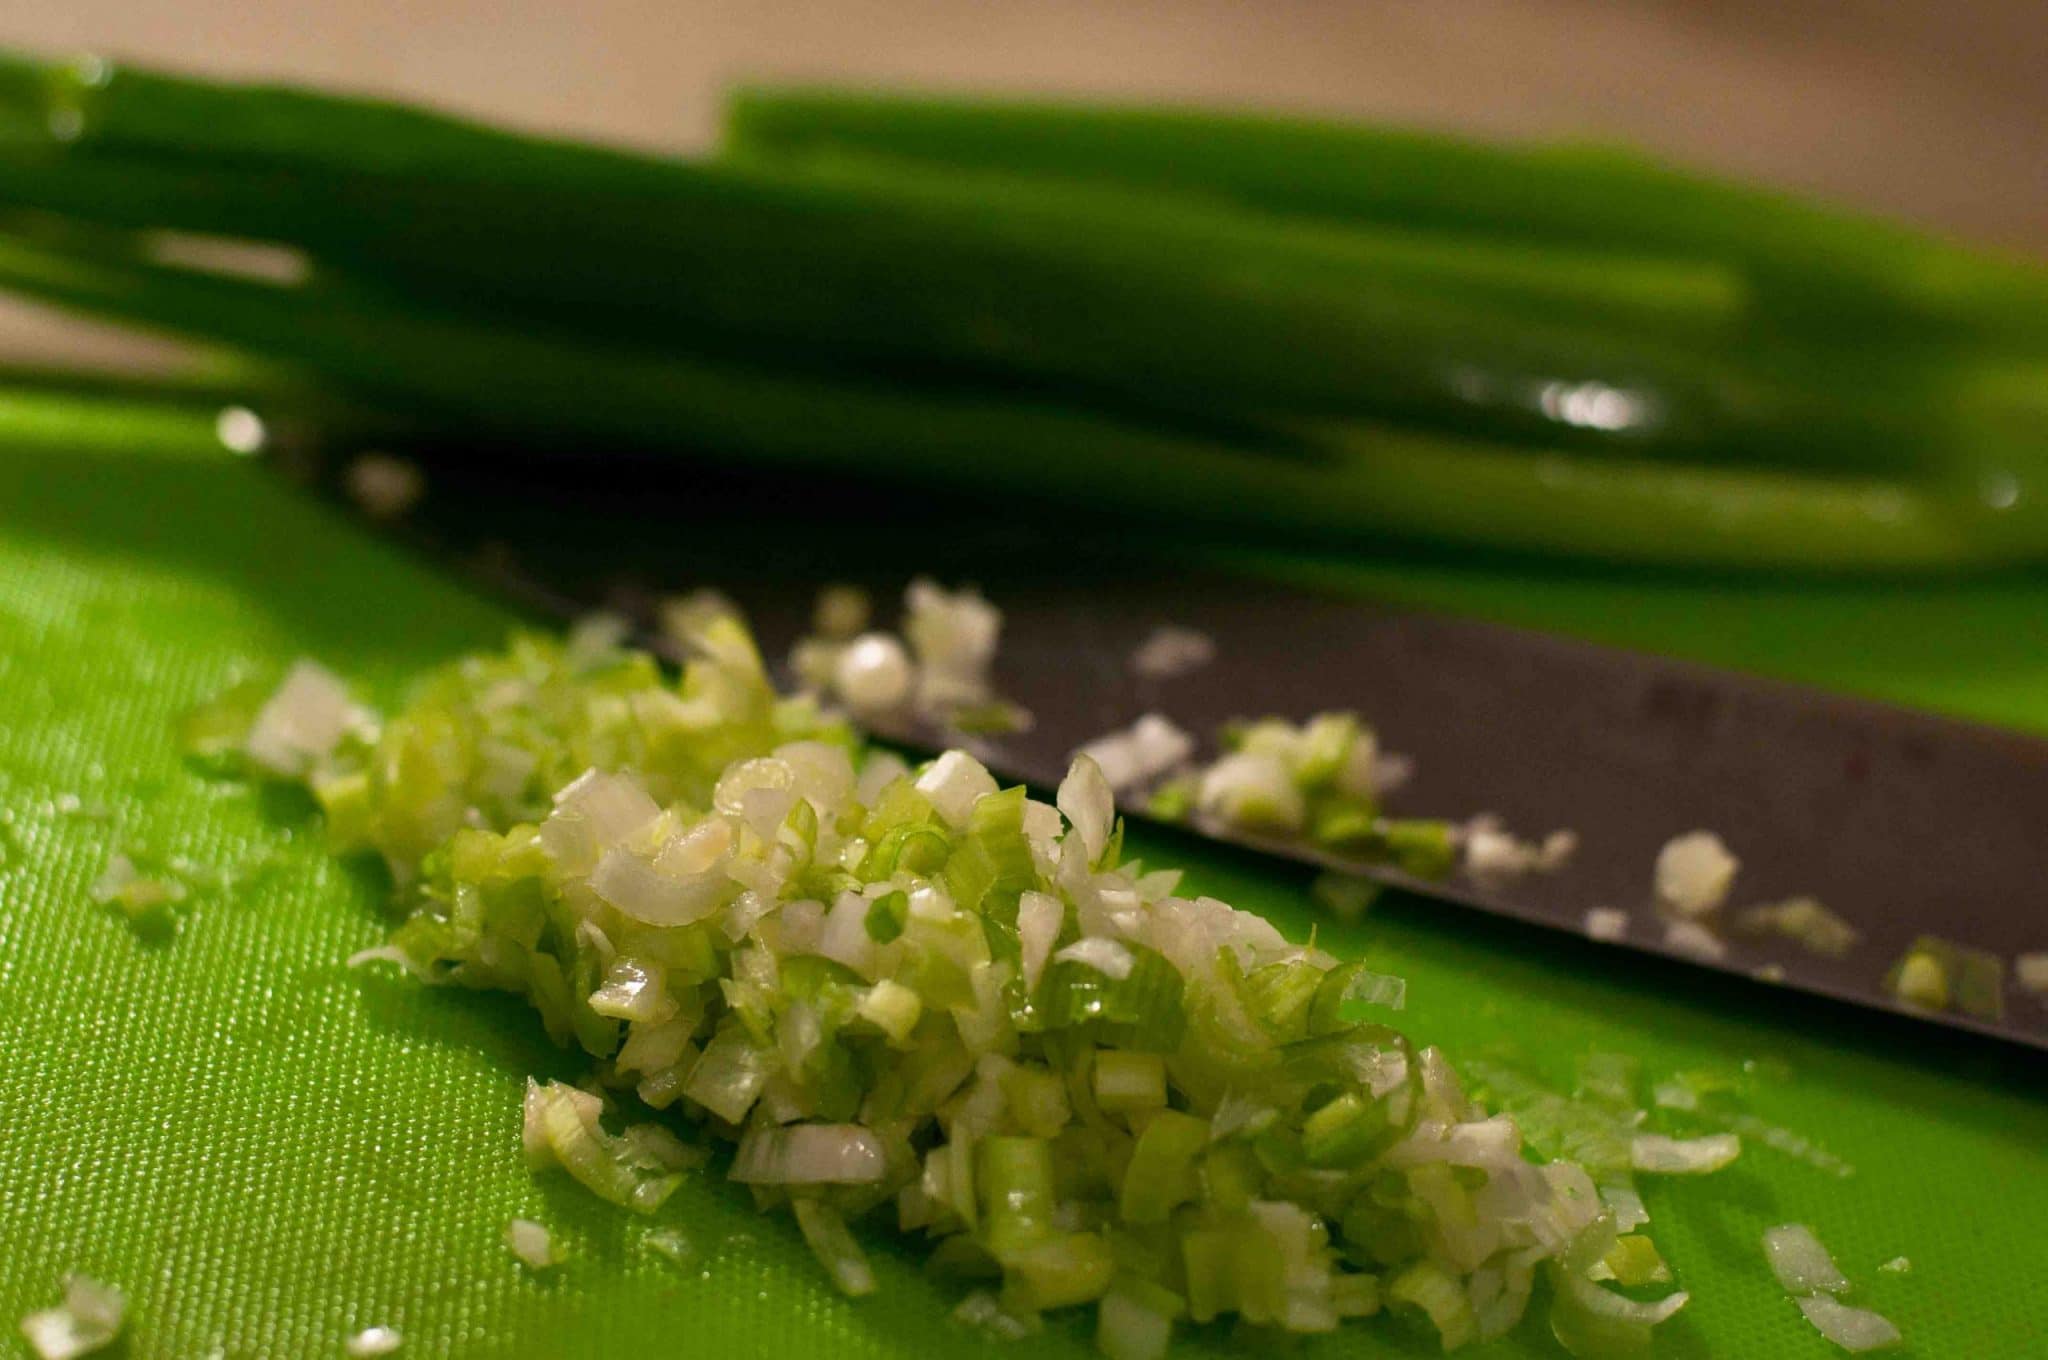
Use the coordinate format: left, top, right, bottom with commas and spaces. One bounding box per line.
1, 398, 2044, 1358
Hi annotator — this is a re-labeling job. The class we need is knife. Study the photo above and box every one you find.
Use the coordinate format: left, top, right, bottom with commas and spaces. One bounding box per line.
263, 431, 2048, 1051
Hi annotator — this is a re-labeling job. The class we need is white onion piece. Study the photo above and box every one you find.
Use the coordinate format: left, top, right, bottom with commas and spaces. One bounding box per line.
505, 1218, 557, 1269
587, 958, 669, 1021
542, 768, 661, 872
555, 768, 660, 842
1796, 1295, 1902, 1352
1021, 798, 1064, 846
2014, 951, 2048, 997
1054, 937, 1134, 980
1555, 1270, 1689, 1326
652, 817, 732, 879
818, 892, 877, 975
730, 1123, 887, 1184
904, 579, 1001, 709
1128, 625, 1214, 680
1762, 1223, 1850, 1294
1583, 907, 1630, 942
1073, 714, 1194, 793
1655, 830, 1739, 917
714, 757, 794, 818
916, 750, 998, 829
245, 659, 357, 776
616, 1016, 696, 1075
775, 740, 856, 813
1057, 754, 1116, 865
834, 634, 914, 714
1463, 819, 1578, 882
1017, 891, 1064, 993
346, 1327, 403, 1357
345, 944, 434, 980
590, 850, 723, 926
1662, 919, 1729, 962
1444, 1116, 1522, 1168
1632, 1132, 1741, 1175
853, 750, 911, 805
1601, 1182, 1650, 1232
1195, 751, 1304, 834
19, 1275, 125, 1360
683, 1030, 769, 1124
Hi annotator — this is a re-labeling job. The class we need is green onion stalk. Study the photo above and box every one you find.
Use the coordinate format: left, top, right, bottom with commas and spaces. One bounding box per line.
724, 86, 2048, 349
0, 225, 2038, 571
0, 49, 2038, 478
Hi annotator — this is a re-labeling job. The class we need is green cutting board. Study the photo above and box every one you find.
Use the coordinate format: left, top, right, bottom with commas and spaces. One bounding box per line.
2, 396, 2042, 1359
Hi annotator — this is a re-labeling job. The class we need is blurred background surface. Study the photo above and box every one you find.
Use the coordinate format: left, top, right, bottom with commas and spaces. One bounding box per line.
0, 0, 2042, 370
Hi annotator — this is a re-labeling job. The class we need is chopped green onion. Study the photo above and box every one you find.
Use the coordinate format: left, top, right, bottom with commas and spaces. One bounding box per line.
1310, 871, 1381, 924
793, 1199, 878, 1296
1096, 1275, 1185, 1360
730, 1124, 888, 1185
1733, 897, 1861, 957
1884, 935, 2004, 1020
226, 619, 1706, 1356
642, 1228, 698, 1270
1092, 1051, 1167, 1113
1388, 1260, 1477, 1350
1546, 1265, 1688, 1359
1118, 1110, 1207, 1223
89, 850, 184, 936
523, 1078, 699, 1212
1601, 1235, 1671, 1287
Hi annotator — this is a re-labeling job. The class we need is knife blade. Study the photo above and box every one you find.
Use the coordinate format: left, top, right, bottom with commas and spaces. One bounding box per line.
268, 433, 2048, 1051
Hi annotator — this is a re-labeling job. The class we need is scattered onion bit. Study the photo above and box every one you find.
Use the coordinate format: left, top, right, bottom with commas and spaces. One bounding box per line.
1073, 714, 1194, 794
344, 452, 425, 521
19, 1275, 124, 1360
1631, 1133, 1742, 1175
2014, 951, 2048, 999
1796, 1295, 1902, 1353
789, 580, 1026, 732
1884, 935, 2005, 1020
1462, 817, 1576, 883
90, 851, 185, 936
642, 1228, 698, 1270
345, 1326, 402, 1357
1763, 1225, 1903, 1353
1653, 831, 1738, 919
505, 1218, 558, 1270
1661, 919, 1728, 963
1128, 625, 1215, 681
1761, 1223, 1849, 1294
1734, 897, 1860, 957
1582, 907, 1629, 943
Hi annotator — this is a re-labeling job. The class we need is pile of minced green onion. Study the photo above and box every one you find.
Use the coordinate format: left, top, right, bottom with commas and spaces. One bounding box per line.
206, 603, 1750, 1359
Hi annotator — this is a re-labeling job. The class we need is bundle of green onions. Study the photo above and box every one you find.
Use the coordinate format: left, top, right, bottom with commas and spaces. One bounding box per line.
1, 50, 2045, 569
210, 607, 1746, 1357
